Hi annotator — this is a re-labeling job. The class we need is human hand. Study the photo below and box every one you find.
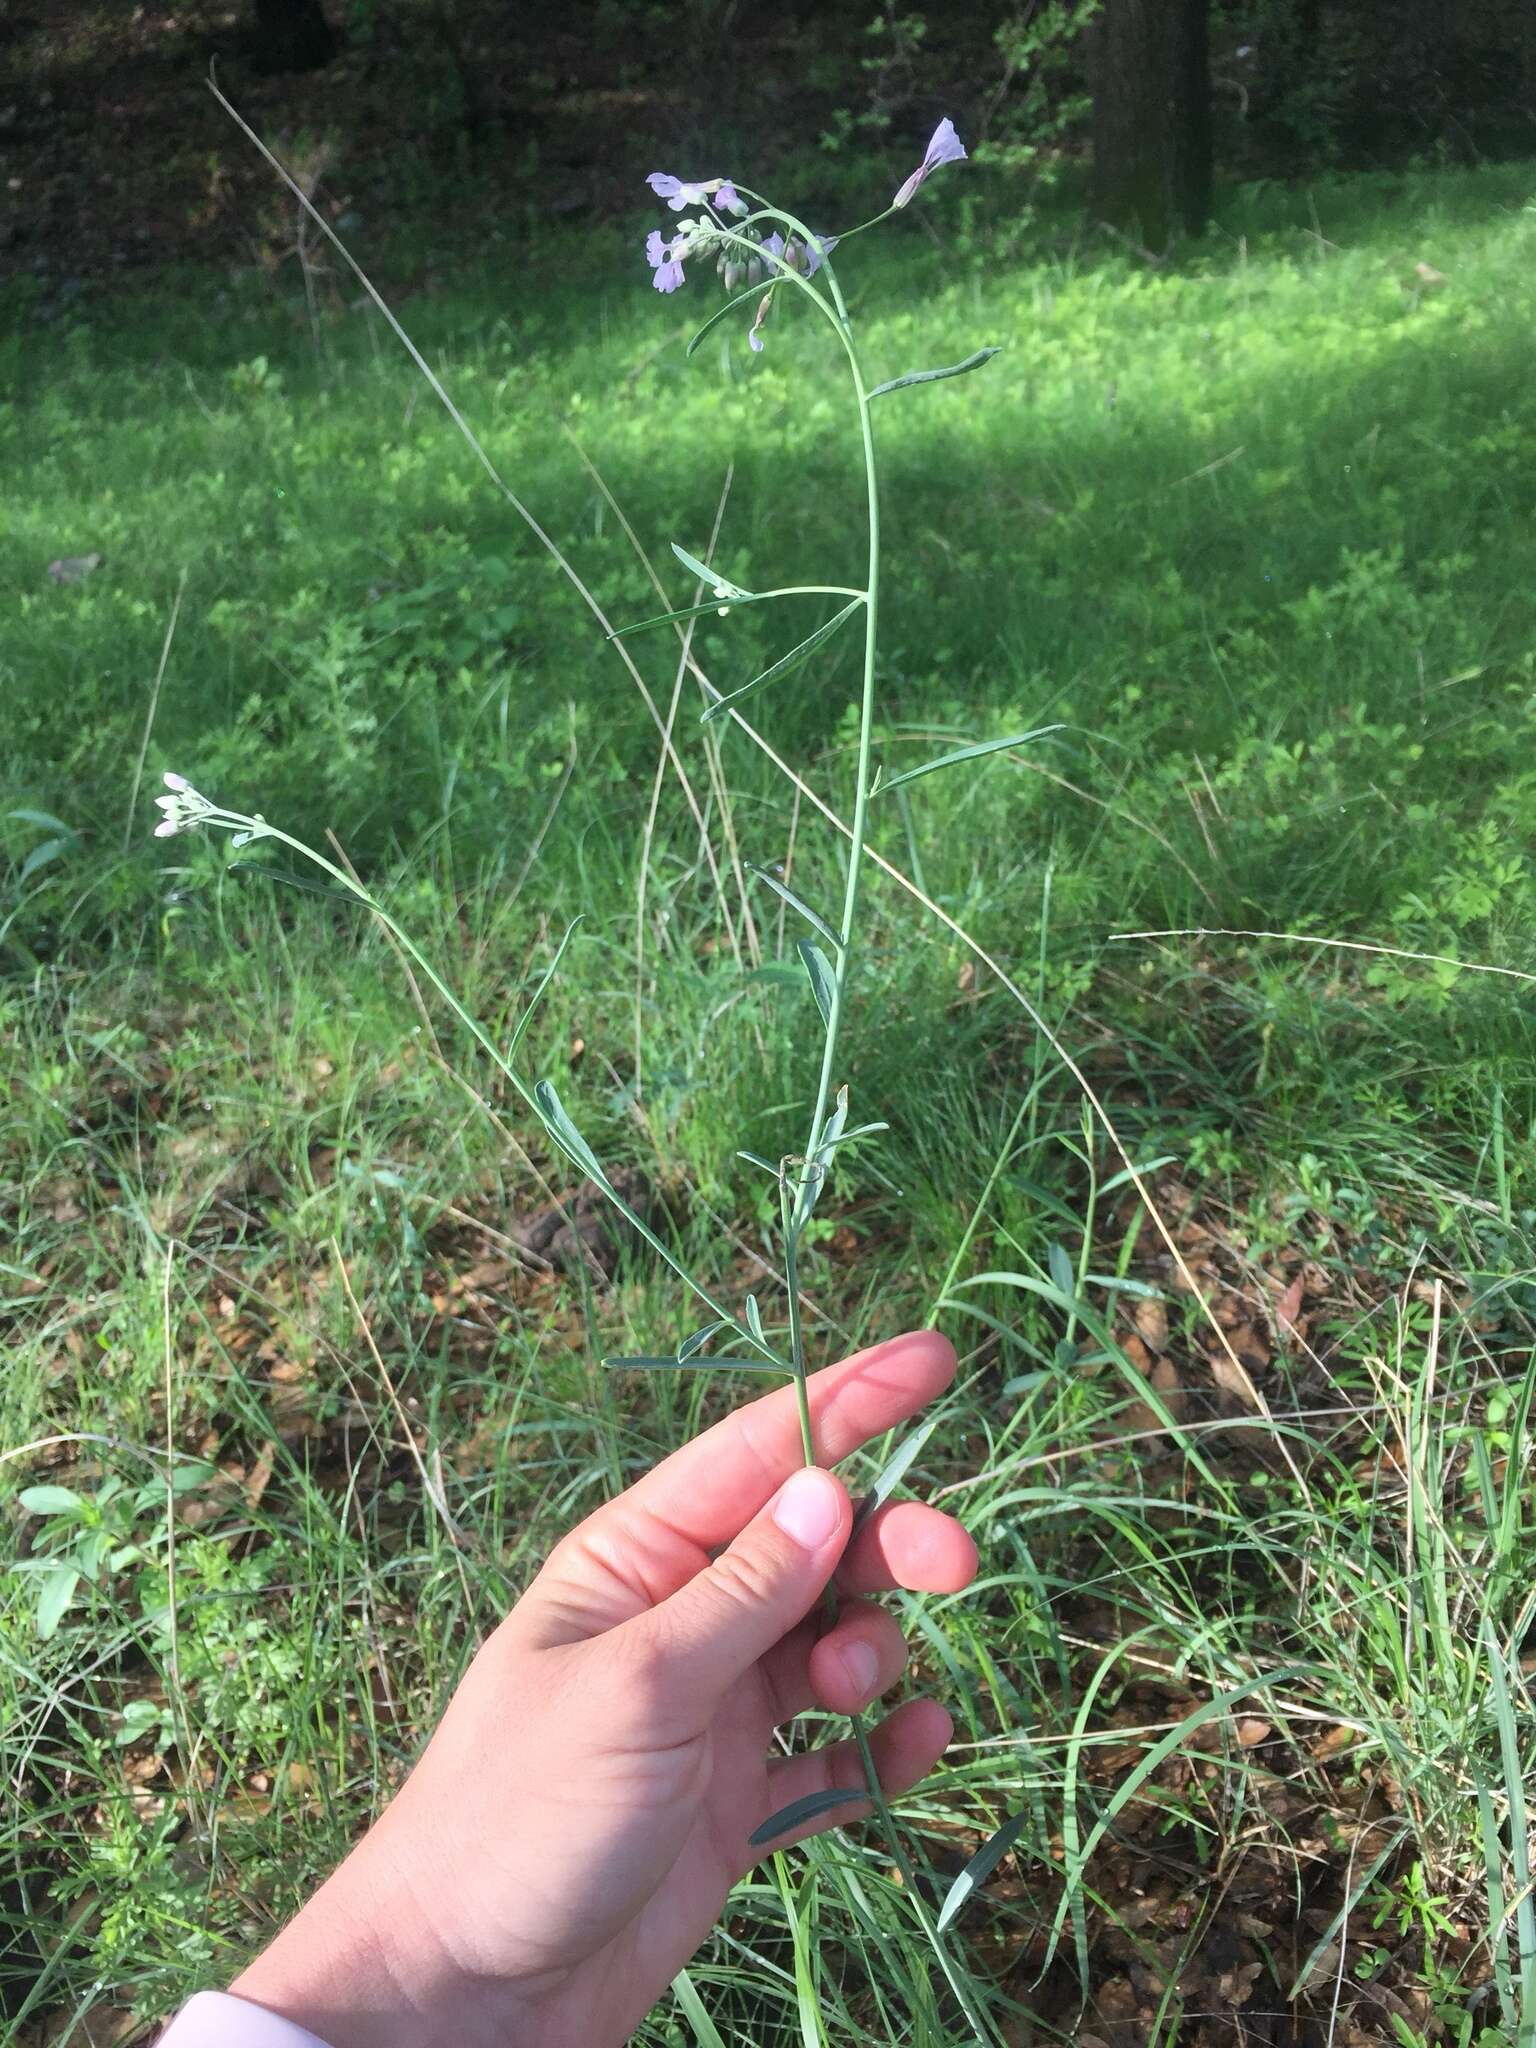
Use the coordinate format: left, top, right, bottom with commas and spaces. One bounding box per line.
228, 1330, 976, 2048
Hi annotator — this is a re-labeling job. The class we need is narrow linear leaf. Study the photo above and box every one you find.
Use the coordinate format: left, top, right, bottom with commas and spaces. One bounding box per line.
748, 1786, 867, 1847
745, 1294, 766, 1344
876, 726, 1064, 798
604, 1355, 787, 1374
746, 863, 845, 951
669, 542, 747, 600
702, 599, 863, 724
1047, 1242, 1076, 1304
678, 1320, 727, 1363
510, 919, 583, 1065
850, 1417, 937, 1539
686, 280, 782, 357
866, 346, 1003, 402
736, 1149, 780, 1175
230, 863, 359, 900
793, 1085, 849, 1232
797, 940, 837, 1029
533, 1078, 609, 1186
936, 1809, 1030, 1932
670, 1968, 729, 2048
609, 594, 765, 642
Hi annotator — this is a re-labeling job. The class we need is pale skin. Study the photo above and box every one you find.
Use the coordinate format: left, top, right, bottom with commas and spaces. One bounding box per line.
229, 1330, 978, 2048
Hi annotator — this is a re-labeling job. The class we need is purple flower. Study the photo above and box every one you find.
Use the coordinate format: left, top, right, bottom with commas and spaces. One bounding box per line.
648, 173, 747, 216
761, 229, 837, 278
648, 173, 710, 210
646, 227, 687, 293
892, 117, 966, 209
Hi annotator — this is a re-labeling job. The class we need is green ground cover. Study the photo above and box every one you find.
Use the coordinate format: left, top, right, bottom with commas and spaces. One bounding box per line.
5, 160, 1536, 2043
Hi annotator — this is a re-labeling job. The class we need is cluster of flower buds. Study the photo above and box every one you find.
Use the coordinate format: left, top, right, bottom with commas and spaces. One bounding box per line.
153, 772, 216, 838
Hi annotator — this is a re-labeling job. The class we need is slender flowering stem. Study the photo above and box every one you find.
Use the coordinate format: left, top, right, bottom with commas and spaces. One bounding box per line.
155, 793, 784, 1371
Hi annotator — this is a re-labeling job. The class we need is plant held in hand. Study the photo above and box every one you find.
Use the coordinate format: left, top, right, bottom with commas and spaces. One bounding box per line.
157, 109, 1036, 2041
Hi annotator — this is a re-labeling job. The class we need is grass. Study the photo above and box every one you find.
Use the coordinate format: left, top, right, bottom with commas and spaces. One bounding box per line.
5, 156, 1536, 2043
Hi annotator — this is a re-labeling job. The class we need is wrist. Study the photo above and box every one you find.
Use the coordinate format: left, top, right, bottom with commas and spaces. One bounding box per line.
229, 1851, 545, 2048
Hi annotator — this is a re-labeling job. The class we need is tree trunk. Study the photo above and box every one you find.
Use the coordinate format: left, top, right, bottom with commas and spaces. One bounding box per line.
251, 0, 338, 74
1090, 0, 1212, 250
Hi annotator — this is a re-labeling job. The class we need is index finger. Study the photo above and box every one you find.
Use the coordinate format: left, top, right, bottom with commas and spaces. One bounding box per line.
619, 1328, 956, 1555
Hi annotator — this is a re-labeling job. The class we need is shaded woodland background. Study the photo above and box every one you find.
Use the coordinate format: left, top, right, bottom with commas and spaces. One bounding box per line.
4, 0, 1536, 295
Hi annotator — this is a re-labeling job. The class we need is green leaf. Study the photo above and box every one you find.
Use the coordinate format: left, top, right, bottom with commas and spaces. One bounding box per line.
748, 1787, 866, 1847
866, 346, 1003, 402
231, 863, 359, 900
36, 1566, 81, 1639
169, 1460, 217, 1493
701, 599, 863, 724
875, 726, 1064, 797
19, 1486, 85, 1517
604, 1355, 786, 1374
609, 595, 758, 642
686, 281, 780, 358
746, 864, 845, 951
509, 920, 582, 1067
678, 1320, 726, 1363
8, 809, 75, 837
797, 941, 837, 1029
533, 1078, 609, 1186
850, 1417, 938, 1538
20, 837, 72, 883
670, 1968, 729, 2048
745, 1293, 767, 1345
936, 1809, 1029, 1931
669, 543, 748, 600
793, 1086, 849, 1232
1047, 1241, 1076, 1304
737, 1150, 780, 1175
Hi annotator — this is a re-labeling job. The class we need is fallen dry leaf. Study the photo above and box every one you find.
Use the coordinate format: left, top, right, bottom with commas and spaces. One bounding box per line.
1133, 1295, 1169, 1350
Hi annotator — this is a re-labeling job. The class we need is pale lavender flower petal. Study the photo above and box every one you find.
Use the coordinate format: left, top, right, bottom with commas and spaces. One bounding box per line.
892, 116, 966, 208
163, 771, 189, 792
154, 820, 177, 837
749, 330, 765, 353
646, 227, 687, 292
648, 171, 713, 210
714, 180, 747, 217
761, 231, 786, 268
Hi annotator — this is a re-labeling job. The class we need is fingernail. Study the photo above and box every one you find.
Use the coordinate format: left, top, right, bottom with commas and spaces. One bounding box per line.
772, 1467, 842, 1550
842, 1640, 879, 1699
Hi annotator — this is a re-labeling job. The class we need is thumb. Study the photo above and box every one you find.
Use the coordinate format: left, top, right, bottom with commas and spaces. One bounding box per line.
632, 1466, 850, 1715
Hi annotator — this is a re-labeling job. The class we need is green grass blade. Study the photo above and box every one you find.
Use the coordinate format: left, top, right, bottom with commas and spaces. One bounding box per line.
700, 599, 863, 724
875, 726, 1064, 797
1481, 1618, 1536, 2024
866, 346, 1004, 401
670, 1969, 728, 2048
509, 918, 582, 1066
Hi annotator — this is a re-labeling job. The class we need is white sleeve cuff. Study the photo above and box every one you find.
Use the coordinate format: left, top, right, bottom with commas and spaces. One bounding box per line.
158, 1990, 336, 2048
